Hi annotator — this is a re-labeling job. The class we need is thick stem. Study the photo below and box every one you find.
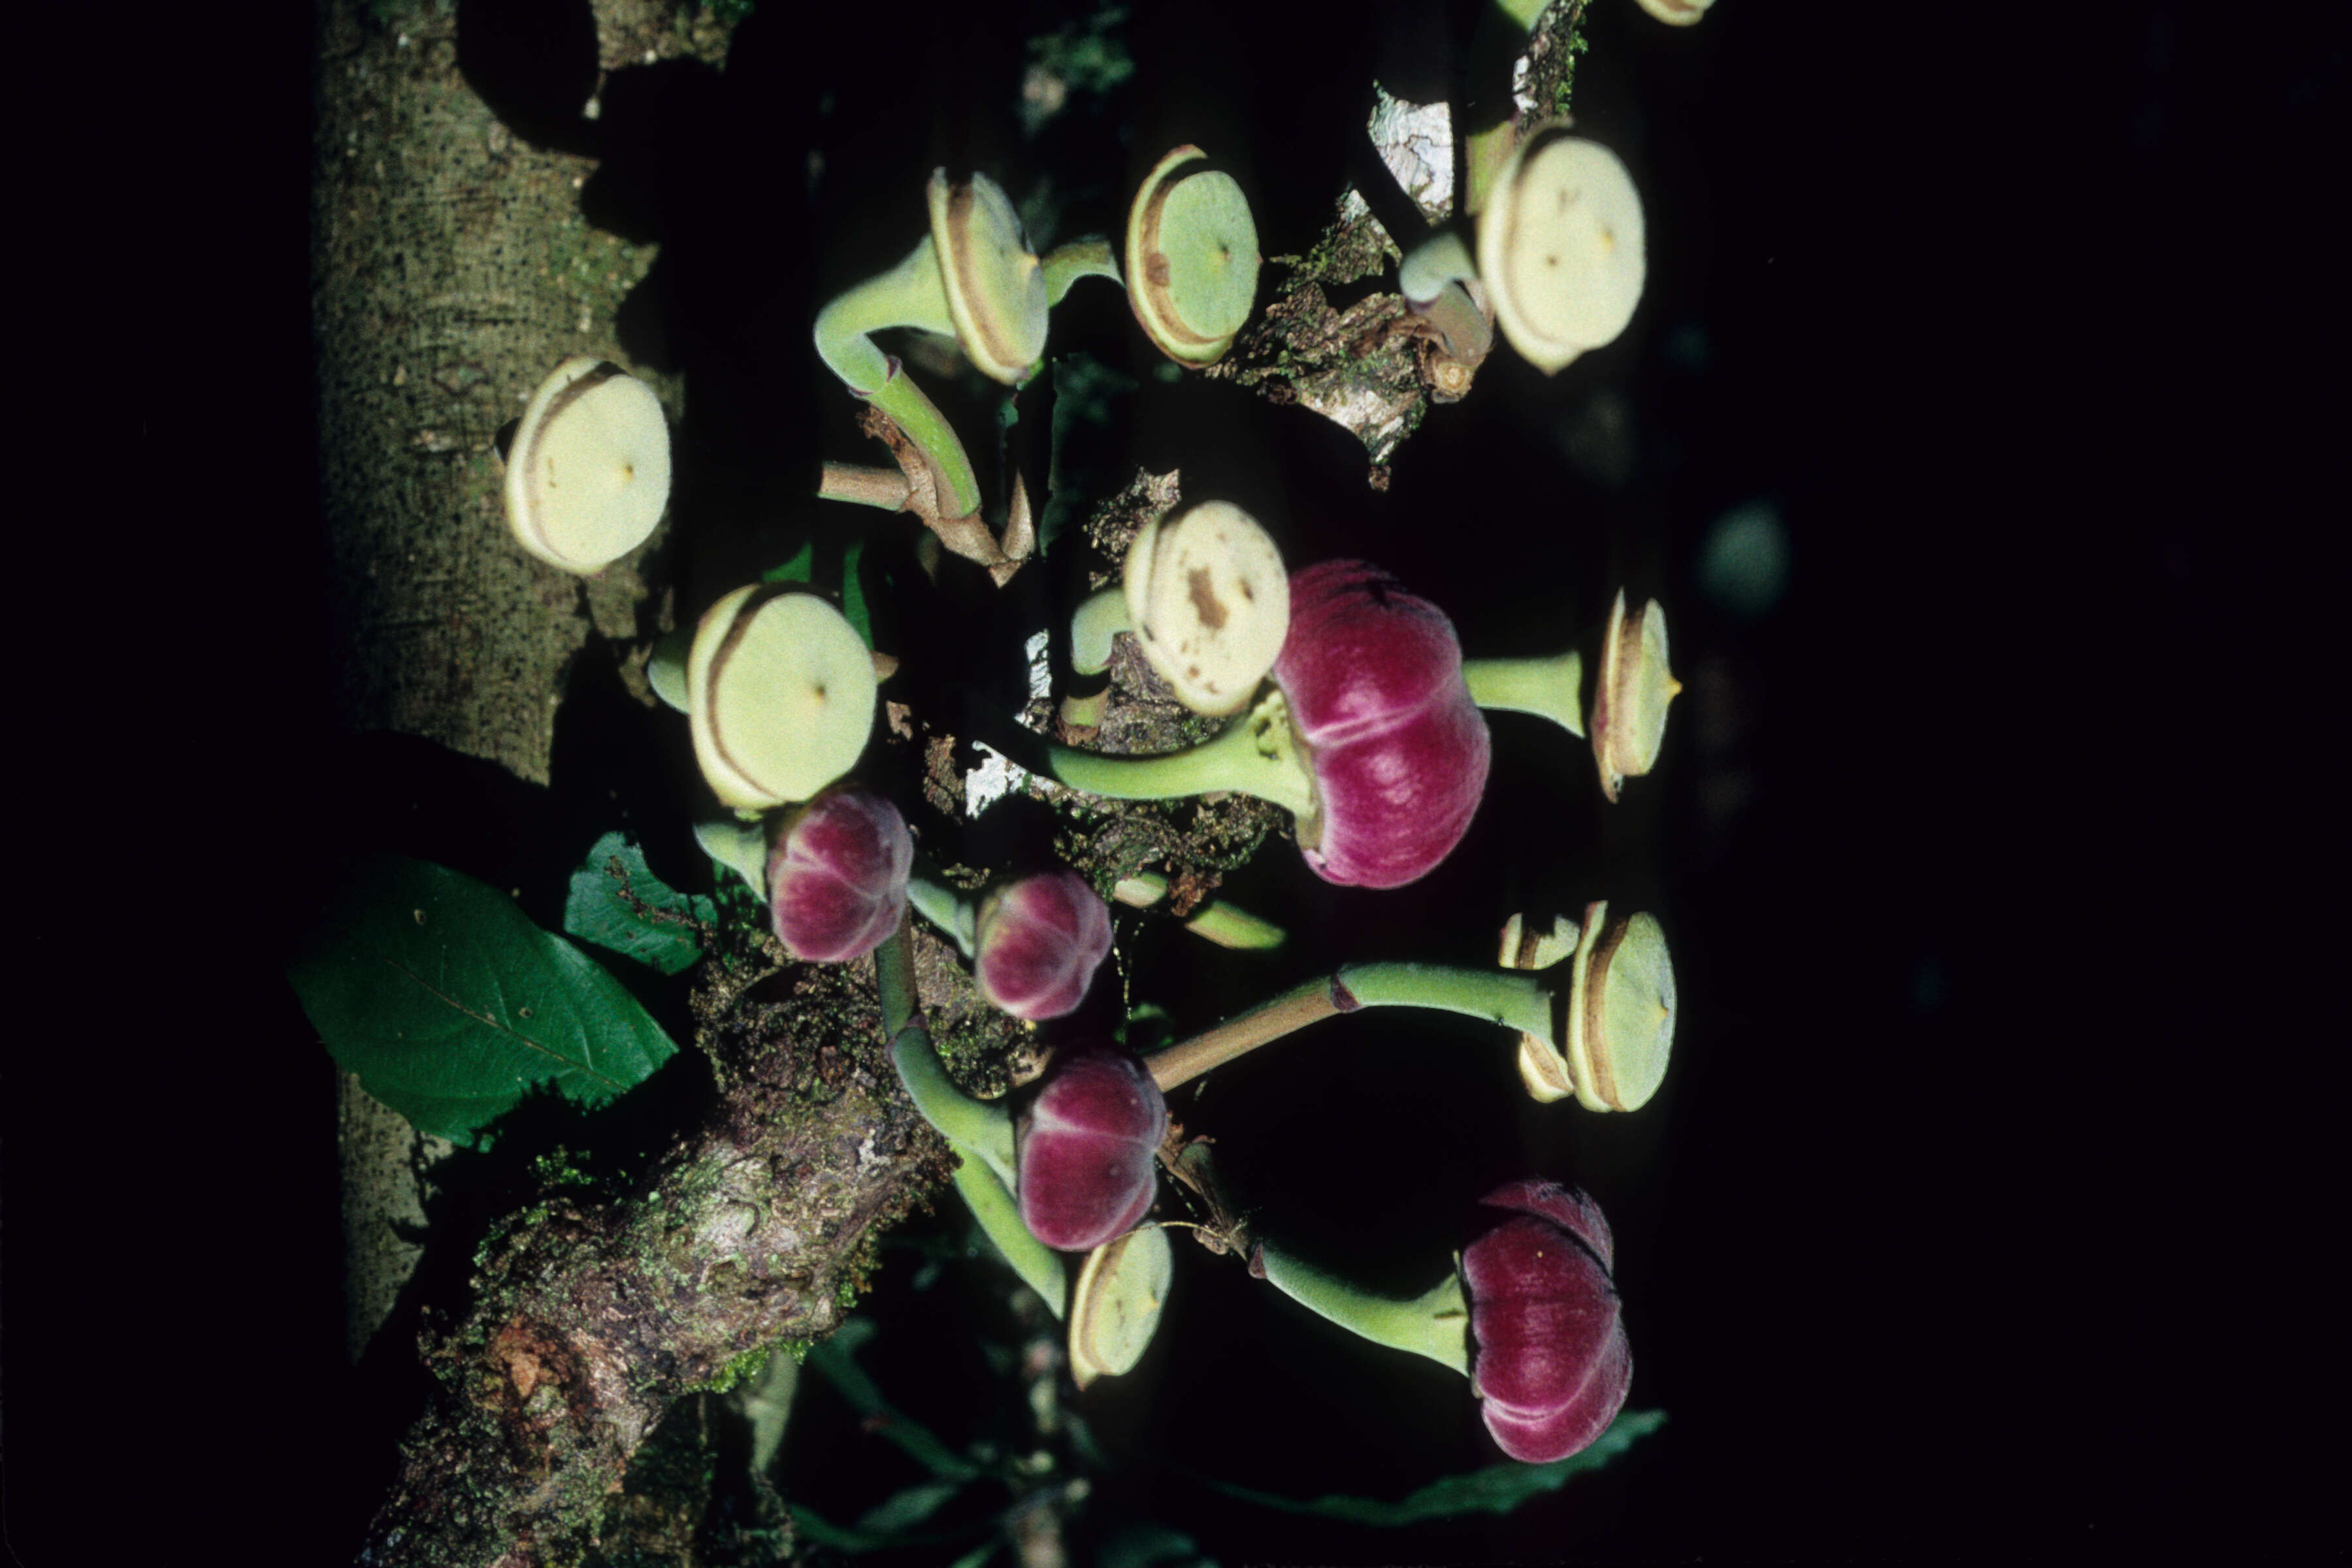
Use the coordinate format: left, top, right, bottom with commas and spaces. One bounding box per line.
817, 461, 911, 512
1070, 585, 1130, 678
1399, 228, 1478, 306
881, 918, 1060, 1310
1255, 1239, 1470, 1375
906, 873, 977, 958
813, 238, 984, 517
954, 1156, 1068, 1318
1145, 976, 1343, 1090
881, 920, 1017, 1186
1045, 692, 1317, 820
1462, 649, 1588, 738
1042, 237, 1122, 306
1146, 962, 1555, 1091
1112, 872, 1286, 951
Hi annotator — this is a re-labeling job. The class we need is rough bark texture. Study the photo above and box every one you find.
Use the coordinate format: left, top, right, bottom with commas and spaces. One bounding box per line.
356, 937, 992, 1567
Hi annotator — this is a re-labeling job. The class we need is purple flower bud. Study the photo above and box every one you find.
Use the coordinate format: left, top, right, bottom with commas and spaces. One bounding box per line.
1272, 561, 1491, 889
973, 870, 1115, 1021
1460, 1181, 1631, 1463
765, 787, 914, 963
1016, 1043, 1170, 1250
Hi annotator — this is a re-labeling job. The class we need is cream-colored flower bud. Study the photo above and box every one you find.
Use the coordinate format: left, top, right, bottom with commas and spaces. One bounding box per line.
685, 586, 876, 812
1477, 125, 1646, 374
1588, 590, 1680, 802
1070, 1222, 1174, 1390
1499, 912, 1583, 1103
1563, 902, 1676, 1112
1634, 0, 1714, 25
1122, 500, 1290, 717
503, 357, 671, 573
1126, 145, 1262, 367
928, 169, 1049, 385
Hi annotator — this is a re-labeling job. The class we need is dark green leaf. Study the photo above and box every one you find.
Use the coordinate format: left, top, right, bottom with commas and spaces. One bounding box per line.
855, 1478, 966, 1535
289, 856, 679, 1147
1200, 1409, 1665, 1526
760, 538, 871, 647
1098, 1522, 1217, 1568
785, 1504, 981, 1556
807, 1319, 987, 1480
563, 831, 714, 975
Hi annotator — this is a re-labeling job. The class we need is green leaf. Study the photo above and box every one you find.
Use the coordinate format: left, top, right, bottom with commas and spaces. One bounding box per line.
1200, 1409, 1665, 1526
289, 856, 679, 1147
806, 1319, 987, 1481
855, 1478, 966, 1535
760, 536, 871, 647
784, 1505, 979, 1556
563, 831, 715, 975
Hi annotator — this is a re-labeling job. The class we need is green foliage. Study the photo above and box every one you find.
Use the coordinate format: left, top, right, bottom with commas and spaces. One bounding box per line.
1043, 351, 1138, 555
289, 856, 678, 1147
1200, 1409, 1665, 1524
760, 536, 872, 647
564, 832, 715, 975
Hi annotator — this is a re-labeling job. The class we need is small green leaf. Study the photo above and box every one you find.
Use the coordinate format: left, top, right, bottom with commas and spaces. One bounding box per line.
1201, 1409, 1665, 1525
289, 856, 679, 1147
564, 832, 715, 975
761, 537, 872, 647
1098, 1523, 1217, 1568
855, 1478, 965, 1535
761, 540, 817, 587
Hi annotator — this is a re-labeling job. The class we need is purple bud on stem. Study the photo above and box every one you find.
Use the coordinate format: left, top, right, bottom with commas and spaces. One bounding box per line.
973, 870, 1115, 1021
1274, 561, 1492, 889
1016, 1043, 1169, 1250
766, 787, 914, 963
1460, 1181, 1632, 1463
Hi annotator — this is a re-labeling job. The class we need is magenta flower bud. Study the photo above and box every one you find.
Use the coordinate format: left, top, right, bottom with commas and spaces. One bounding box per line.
1272, 561, 1492, 889
1460, 1180, 1632, 1463
1016, 1043, 1170, 1250
973, 870, 1115, 1021
765, 787, 914, 963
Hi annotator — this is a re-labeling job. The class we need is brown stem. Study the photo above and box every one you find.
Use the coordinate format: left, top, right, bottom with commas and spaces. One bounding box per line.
819, 461, 912, 512
1145, 976, 1352, 1091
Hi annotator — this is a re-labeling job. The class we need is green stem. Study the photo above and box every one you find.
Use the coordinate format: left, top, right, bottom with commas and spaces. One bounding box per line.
813, 237, 984, 517
1070, 586, 1130, 678
880, 921, 1017, 1186
1399, 229, 1478, 306
1042, 238, 1122, 306
879, 917, 1062, 1313
1145, 962, 1554, 1091
1112, 871, 1286, 951
906, 872, 977, 958
1045, 691, 1316, 820
953, 1157, 1068, 1318
1462, 650, 1588, 738
1254, 1239, 1469, 1375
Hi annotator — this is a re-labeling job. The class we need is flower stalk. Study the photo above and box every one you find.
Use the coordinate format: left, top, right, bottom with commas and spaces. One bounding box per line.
1045, 688, 1318, 821
1252, 1237, 1469, 1375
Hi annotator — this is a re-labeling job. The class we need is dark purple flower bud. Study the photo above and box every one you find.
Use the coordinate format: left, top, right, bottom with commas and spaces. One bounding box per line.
1272, 561, 1491, 889
1016, 1043, 1170, 1250
1460, 1181, 1632, 1463
766, 787, 913, 963
973, 870, 1115, 1021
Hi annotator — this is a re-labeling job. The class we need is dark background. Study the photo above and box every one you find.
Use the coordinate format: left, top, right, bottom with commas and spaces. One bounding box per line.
12, 0, 2335, 1563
